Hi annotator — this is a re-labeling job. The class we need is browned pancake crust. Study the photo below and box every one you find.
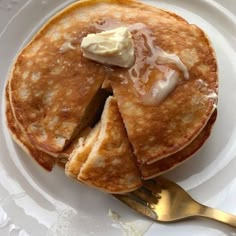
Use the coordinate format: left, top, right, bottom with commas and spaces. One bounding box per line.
140, 110, 217, 179
6, 83, 55, 171
78, 97, 141, 193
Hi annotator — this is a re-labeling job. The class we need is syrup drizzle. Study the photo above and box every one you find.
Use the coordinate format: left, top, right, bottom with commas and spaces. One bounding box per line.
127, 23, 189, 106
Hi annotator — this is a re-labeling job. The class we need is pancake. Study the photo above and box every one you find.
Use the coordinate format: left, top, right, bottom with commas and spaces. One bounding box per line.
65, 123, 101, 178
78, 97, 142, 193
140, 110, 217, 179
9, 0, 217, 160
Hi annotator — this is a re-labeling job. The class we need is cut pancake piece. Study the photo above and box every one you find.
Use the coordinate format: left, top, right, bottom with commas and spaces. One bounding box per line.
140, 110, 217, 179
78, 97, 142, 193
65, 123, 100, 178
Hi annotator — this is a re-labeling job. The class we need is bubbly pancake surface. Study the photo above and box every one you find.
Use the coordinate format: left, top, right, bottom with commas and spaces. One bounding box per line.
78, 97, 142, 193
65, 123, 100, 178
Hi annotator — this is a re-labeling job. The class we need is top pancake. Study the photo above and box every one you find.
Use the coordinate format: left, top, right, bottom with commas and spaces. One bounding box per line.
8, 0, 217, 166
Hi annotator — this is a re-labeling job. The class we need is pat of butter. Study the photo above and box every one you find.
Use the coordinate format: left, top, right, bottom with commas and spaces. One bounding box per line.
81, 27, 135, 68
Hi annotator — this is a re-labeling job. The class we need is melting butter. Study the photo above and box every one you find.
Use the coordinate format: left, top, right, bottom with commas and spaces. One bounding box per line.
81, 27, 135, 68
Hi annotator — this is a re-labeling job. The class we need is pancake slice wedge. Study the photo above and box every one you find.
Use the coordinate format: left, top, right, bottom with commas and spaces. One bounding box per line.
140, 110, 217, 179
78, 97, 141, 193
65, 123, 100, 178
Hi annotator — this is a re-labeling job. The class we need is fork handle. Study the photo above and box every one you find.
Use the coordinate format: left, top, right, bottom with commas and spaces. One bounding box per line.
198, 204, 236, 228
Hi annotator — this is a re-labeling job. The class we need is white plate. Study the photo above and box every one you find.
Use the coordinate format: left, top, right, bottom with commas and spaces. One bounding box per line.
1, 0, 236, 235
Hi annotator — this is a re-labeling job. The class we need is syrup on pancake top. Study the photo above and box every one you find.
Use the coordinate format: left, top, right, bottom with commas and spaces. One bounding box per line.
6, 0, 218, 192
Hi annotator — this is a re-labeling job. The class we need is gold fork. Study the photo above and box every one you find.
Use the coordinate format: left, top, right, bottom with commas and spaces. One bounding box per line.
114, 177, 236, 228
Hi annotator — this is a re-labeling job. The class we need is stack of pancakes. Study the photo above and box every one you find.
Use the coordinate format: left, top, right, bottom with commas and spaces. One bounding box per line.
5, 0, 218, 194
